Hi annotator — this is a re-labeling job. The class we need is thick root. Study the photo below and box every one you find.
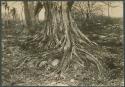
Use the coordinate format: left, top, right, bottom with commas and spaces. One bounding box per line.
19, 1, 104, 79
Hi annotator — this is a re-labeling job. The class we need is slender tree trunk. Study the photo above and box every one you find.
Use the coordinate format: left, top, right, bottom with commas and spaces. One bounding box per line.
87, 1, 90, 20
85, 1, 90, 26
108, 2, 110, 17
23, 1, 32, 28
107, 2, 112, 17
28, 2, 36, 24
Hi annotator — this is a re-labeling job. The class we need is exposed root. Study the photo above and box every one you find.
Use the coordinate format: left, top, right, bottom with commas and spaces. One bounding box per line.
18, 1, 104, 79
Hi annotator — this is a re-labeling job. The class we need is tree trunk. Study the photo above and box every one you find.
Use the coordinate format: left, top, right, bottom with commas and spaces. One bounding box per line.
28, 2, 36, 24
107, 2, 110, 17
20, 1, 103, 78
23, 1, 32, 28
87, 1, 90, 20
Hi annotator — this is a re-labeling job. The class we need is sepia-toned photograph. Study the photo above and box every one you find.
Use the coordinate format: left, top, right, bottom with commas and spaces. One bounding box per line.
1, 1, 124, 86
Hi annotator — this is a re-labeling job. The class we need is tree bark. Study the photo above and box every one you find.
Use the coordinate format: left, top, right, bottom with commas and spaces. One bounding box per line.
28, 1, 36, 23
20, 1, 103, 78
23, 1, 32, 28
107, 2, 110, 17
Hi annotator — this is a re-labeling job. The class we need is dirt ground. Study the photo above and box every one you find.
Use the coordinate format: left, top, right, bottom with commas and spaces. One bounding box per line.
2, 24, 124, 86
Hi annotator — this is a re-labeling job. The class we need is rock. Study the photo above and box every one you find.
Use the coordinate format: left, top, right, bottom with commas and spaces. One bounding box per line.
51, 59, 59, 66
70, 79, 75, 82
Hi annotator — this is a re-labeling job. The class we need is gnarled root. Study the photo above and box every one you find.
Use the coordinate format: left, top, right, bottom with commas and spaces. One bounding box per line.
18, 2, 104, 79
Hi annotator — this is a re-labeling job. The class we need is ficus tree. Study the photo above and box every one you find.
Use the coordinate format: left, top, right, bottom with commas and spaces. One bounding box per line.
19, 1, 104, 78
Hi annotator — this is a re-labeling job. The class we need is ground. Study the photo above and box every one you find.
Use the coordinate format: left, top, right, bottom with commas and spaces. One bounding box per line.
2, 24, 124, 86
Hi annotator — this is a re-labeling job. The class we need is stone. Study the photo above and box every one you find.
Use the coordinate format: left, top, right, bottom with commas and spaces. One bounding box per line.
70, 79, 75, 82
51, 59, 59, 66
